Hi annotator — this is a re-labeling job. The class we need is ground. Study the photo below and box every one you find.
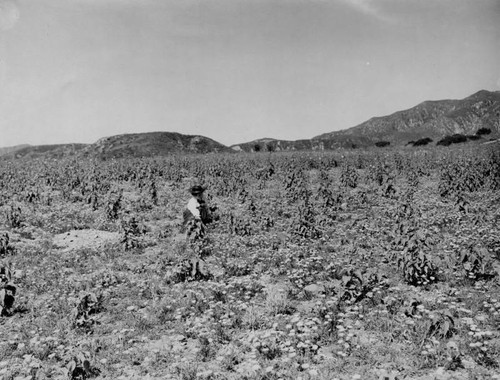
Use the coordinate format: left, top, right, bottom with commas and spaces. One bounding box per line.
0, 147, 499, 380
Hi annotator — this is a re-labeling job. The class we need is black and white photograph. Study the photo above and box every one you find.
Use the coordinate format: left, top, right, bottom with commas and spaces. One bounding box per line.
0, 0, 499, 379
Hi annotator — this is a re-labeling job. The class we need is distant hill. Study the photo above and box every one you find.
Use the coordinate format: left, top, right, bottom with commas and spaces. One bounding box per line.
232, 90, 500, 152
231, 138, 277, 152
2, 90, 499, 158
81, 132, 233, 159
0, 144, 30, 156
231, 135, 371, 152
0, 144, 88, 160
313, 90, 500, 145
0, 132, 232, 161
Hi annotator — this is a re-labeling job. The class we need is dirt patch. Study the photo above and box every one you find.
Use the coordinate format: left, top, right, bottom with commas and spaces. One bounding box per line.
52, 229, 120, 252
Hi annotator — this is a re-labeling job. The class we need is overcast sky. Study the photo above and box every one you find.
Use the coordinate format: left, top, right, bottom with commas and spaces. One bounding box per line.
0, 0, 499, 147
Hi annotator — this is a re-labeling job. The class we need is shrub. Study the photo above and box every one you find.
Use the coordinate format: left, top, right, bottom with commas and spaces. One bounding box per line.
467, 135, 482, 141
457, 246, 497, 282
476, 127, 491, 135
5, 205, 22, 228
436, 134, 467, 146
266, 143, 275, 152
67, 353, 101, 380
0, 264, 16, 317
412, 137, 433, 147
375, 141, 390, 147
0, 232, 12, 256
72, 292, 102, 331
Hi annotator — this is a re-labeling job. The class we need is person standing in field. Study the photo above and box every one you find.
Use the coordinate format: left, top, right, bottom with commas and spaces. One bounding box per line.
183, 185, 212, 228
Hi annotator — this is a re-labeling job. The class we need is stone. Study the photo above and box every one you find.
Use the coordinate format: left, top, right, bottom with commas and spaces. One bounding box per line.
304, 284, 324, 294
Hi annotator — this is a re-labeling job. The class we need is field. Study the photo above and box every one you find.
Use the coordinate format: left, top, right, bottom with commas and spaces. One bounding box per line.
1, 145, 500, 380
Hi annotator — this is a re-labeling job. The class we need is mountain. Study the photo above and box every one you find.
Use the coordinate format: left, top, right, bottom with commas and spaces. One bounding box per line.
313, 90, 500, 144
2, 90, 498, 158
230, 90, 500, 152
81, 132, 233, 159
0, 132, 232, 161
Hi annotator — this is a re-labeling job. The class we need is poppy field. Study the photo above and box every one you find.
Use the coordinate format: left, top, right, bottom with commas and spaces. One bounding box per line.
1, 145, 500, 380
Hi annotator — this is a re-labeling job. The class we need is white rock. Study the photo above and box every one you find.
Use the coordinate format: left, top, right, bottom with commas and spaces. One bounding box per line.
304, 284, 324, 294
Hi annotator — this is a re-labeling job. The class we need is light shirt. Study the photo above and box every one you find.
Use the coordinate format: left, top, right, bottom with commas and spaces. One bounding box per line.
187, 197, 201, 219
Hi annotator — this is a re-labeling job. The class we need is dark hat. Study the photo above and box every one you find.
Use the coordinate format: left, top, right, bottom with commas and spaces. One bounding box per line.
190, 185, 205, 195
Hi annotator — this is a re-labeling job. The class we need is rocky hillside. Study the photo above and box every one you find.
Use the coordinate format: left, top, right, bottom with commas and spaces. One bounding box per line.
231, 136, 371, 152
314, 90, 500, 144
1, 132, 232, 161
232, 90, 500, 152
81, 132, 233, 159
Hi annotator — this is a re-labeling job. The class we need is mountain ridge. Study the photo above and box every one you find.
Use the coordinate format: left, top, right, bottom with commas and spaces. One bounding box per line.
82, 131, 233, 158
0, 132, 232, 160
232, 89, 500, 152
313, 90, 500, 142
2, 89, 499, 158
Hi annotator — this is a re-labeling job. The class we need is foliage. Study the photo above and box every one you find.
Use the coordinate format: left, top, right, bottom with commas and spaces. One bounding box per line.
72, 292, 103, 332
105, 189, 123, 220
457, 245, 497, 281
437, 134, 468, 146
426, 311, 455, 340
467, 134, 482, 141
476, 127, 492, 135
166, 257, 213, 283
120, 214, 146, 250
340, 162, 358, 188
66, 352, 101, 380
5, 205, 23, 228
0, 231, 14, 256
409, 137, 433, 147
0, 146, 499, 379
0, 263, 16, 316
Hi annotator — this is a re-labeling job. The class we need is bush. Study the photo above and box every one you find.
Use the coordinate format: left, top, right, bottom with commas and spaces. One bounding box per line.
436, 134, 467, 147
476, 128, 491, 135
466, 135, 482, 141
375, 141, 390, 147
411, 137, 433, 147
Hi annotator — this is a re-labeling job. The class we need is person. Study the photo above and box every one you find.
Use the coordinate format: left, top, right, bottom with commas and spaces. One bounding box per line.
183, 185, 212, 228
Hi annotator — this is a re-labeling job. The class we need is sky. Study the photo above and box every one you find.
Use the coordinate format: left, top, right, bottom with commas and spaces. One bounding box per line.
0, 0, 499, 147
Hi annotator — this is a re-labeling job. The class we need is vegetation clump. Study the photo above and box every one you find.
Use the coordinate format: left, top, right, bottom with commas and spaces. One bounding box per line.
437, 134, 468, 146
0, 264, 16, 316
408, 137, 433, 146
476, 127, 492, 135
0, 232, 14, 257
